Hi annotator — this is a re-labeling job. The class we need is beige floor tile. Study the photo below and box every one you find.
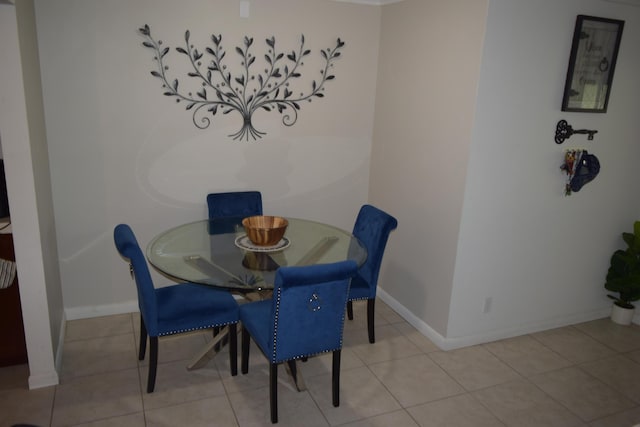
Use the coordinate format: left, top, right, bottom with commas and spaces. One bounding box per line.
579, 354, 640, 404
51, 369, 143, 426
369, 353, 464, 407
0, 363, 29, 390
65, 313, 135, 342
377, 302, 406, 325
292, 348, 365, 378
137, 330, 209, 367
140, 359, 226, 410
429, 345, 521, 391
0, 385, 55, 427
531, 326, 616, 363
305, 366, 401, 426
228, 385, 328, 427
392, 321, 440, 353
219, 341, 272, 394
587, 406, 640, 426
145, 395, 239, 427
72, 412, 146, 426
220, 342, 354, 396
626, 348, 640, 363
12, 312, 640, 427
407, 394, 504, 427
341, 409, 420, 427
60, 333, 138, 380
344, 300, 390, 332
530, 366, 635, 422
472, 378, 583, 427
345, 324, 423, 365
573, 318, 640, 353
483, 334, 572, 377
212, 339, 239, 370
198, 329, 238, 377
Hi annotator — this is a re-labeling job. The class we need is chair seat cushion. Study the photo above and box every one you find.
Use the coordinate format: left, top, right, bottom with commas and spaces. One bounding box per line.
347, 274, 372, 300
239, 300, 272, 356
155, 284, 239, 336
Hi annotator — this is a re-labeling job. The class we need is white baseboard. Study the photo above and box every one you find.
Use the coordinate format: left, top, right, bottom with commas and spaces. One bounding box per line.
377, 289, 633, 350
63, 295, 639, 350
54, 311, 66, 375
28, 370, 59, 390
27, 314, 65, 390
27, 302, 137, 389
64, 300, 139, 321
376, 289, 450, 349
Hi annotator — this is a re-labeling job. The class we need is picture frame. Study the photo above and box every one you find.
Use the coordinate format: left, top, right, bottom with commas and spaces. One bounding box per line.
561, 15, 624, 113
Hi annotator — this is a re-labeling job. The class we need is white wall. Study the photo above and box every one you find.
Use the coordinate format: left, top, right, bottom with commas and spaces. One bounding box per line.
30, 0, 640, 356
370, 0, 489, 337
0, 1, 62, 388
450, 0, 640, 345
34, 0, 382, 315
370, 0, 640, 349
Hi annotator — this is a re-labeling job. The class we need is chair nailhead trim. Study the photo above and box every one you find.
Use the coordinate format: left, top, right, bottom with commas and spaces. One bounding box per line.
267, 290, 349, 363
271, 287, 282, 362
159, 320, 237, 337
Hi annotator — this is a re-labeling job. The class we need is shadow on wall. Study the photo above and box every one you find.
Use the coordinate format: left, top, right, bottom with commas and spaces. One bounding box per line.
379, 259, 433, 329
139, 131, 367, 209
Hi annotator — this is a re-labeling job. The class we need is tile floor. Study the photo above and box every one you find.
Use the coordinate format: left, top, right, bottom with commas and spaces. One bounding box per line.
2, 300, 640, 426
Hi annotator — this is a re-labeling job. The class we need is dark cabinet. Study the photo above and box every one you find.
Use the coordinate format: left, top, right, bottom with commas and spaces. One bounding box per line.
0, 233, 28, 366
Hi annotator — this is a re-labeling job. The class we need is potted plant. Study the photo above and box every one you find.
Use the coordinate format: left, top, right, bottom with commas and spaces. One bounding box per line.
604, 220, 640, 325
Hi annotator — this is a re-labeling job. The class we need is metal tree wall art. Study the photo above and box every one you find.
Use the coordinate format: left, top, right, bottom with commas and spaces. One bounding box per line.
139, 25, 345, 141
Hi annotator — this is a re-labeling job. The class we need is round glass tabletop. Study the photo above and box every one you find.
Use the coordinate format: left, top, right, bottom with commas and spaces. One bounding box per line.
146, 217, 367, 291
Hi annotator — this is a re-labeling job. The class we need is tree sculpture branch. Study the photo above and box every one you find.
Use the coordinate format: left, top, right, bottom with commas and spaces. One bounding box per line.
139, 25, 345, 141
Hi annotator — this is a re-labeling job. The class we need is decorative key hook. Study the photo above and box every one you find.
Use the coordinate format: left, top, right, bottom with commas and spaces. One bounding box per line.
555, 120, 598, 144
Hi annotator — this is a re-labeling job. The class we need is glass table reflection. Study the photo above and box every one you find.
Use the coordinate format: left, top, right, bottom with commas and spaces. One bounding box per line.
147, 217, 367, 292
145, 217, 367, 381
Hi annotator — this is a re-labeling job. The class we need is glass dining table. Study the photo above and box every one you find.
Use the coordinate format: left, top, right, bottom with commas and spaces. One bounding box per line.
146, 216, 367, 386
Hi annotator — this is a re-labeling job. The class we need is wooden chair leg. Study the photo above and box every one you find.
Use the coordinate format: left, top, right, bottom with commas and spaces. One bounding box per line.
147, 336, 158, 393
270, 363, 278, 423
139, 316, 147, 360
367, 298, 376, 343
241, 326, 250, 375
332, 350, 341, 407
347, 300, 354, 320
228, 323, 238, 376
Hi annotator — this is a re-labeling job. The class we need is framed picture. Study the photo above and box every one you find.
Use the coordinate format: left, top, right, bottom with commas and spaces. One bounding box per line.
561, 15, 624, 113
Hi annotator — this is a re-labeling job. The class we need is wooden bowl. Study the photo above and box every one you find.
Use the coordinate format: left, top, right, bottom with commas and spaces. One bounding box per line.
242, 215, 289, 246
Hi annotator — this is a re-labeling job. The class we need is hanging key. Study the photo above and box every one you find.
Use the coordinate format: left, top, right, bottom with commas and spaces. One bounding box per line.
555, 120, 598, 144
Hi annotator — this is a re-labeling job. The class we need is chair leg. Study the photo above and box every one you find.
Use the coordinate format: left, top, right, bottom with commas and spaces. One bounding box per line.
241, 326, 250, 375
147, 336, 158, 393
332, 350, 341, 407
228, 323, 238, 376
347, 300, 354, 320
367, 298, 376, 344
270, 363, 278, 423
284, 360, 306, 391
212, 326, 221, 352
139, 316, 147, 360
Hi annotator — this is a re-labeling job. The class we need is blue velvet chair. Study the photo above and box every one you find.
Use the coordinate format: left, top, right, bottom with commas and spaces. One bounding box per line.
240, 260, 358, 424
206, 191, 263, 220
113, 224, 239, 393
206, 190, 263, 342
346, 204, 398, 343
